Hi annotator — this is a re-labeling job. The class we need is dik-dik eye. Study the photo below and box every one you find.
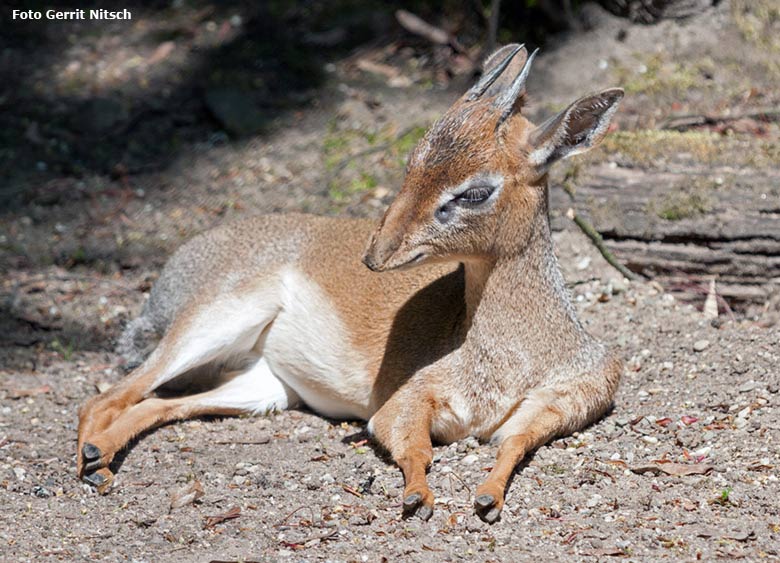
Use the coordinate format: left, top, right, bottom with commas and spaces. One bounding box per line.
436, 178, 500, 223
455, 185, 495, 206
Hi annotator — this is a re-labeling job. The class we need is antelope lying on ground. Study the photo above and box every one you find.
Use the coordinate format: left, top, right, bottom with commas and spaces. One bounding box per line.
78, 44, 623, 523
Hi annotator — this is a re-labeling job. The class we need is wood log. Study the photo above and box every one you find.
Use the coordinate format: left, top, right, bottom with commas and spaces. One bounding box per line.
550, 163, 780, 306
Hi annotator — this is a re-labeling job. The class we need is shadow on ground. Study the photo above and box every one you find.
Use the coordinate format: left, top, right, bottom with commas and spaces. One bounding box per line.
0, 1, 358, 208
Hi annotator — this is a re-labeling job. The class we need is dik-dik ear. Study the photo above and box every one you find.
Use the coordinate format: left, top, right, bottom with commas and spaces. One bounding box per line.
479, 44, 529, 98
465, 44, 533, 101
528, 88, 624, 174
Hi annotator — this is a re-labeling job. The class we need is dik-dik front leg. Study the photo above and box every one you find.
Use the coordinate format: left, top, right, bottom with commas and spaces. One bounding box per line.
476, 360, 621, 523
369, 385, 436, 521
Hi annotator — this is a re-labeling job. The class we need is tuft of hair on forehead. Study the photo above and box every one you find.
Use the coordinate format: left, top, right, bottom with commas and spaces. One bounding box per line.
408, 103, 494, 169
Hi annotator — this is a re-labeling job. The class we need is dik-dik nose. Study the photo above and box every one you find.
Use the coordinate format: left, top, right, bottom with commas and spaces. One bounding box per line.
363, 235, 392, 272
362, 253, 379, 272
362, 222, 406, 272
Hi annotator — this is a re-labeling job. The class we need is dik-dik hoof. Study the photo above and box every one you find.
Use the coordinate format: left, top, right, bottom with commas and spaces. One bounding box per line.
416, 504, 433, 521
82, 442, 101, 461
83, 467, 114, 494
402, 493, 433, 521
81, 442, 109, 473
474, 494, 502, 523
83, 471, 106, 487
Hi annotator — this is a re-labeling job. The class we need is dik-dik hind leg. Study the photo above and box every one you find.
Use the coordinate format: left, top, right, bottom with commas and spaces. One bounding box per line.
81, 357, 298, 492
369, 388, 435, 521
78, 286, 281, 481
476, 377, 616, 523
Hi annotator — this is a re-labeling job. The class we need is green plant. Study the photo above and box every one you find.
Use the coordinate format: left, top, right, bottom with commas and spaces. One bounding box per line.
654, 191, 711, 221
51, 339, 74, 361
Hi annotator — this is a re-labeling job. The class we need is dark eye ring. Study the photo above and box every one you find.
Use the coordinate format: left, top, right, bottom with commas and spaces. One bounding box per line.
456, 185, 494, 205
435, 202, 453, 223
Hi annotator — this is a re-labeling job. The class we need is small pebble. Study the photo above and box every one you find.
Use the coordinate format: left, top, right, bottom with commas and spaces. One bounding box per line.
738, 381, 757, 393
586, 494, 602, 508
576, 256, 591, 270
611, 278, 628, 294
32, 485, 52, 498
693, 340, 710, 352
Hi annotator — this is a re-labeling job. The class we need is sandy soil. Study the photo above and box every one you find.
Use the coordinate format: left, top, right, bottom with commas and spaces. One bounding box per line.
1, 2, 779, 562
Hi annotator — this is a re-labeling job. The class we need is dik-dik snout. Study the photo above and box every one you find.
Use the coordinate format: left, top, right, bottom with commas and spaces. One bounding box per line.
362, 192, 427, 272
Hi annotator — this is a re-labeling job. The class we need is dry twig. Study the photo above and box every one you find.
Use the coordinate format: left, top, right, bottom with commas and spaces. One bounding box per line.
565, 208, 642, 281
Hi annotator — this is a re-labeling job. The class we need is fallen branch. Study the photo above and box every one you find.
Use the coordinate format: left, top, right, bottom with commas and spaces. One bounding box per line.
559, 177, 642, 281
566, 208, 642, 281
203, 506, 241, 529
658, 108, 780, 131
395, 10, 468, 55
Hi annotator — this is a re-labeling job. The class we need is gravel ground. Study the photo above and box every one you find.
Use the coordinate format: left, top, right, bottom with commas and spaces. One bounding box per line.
2, 2, 779, 562
2, 237, 779, 562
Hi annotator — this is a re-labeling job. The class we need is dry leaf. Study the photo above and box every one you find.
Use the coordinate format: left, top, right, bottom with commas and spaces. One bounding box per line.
341, 484, 363, 498
148, 41, 175, 65
580, 548, 627, 557
655, 417, 673, 427
169, 480, 204, 510
747, 462, 774, 471
703, 279, 718, 319
696, 528, 754, 542
630, 462, 713, 476
203, 506, 241, 529
355, 59, 412, 88
723, 530, 755, 542
7, 385, 51, 399
605, 459, 628, 469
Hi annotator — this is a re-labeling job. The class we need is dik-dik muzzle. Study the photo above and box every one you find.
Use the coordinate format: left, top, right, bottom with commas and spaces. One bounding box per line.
362, 191, 428, 272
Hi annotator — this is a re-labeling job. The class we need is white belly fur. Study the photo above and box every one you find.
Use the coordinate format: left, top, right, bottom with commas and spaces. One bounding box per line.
262, 268, 372, 420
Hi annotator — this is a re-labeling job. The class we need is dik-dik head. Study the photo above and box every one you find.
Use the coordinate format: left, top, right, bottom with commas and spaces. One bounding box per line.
363, 44, 623, 271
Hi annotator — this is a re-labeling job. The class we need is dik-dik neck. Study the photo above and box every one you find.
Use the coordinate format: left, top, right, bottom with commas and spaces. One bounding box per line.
461, 220, 588, 368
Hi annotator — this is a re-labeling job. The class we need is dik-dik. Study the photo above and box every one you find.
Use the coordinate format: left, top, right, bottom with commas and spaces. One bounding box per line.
78, 44, 623, 523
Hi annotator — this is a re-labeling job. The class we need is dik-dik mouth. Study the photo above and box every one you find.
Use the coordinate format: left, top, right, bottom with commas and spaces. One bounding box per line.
396, 252, 427, 270
363, 250, 427, 272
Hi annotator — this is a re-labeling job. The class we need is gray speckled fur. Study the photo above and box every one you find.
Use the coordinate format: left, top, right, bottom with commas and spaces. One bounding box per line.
116, 215, 307, 370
